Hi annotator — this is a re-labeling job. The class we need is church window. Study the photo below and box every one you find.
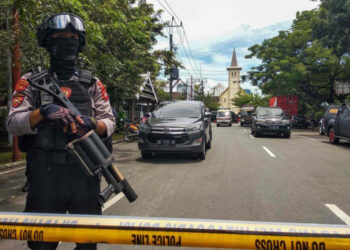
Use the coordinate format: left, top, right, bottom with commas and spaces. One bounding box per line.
234, 72, 237, 77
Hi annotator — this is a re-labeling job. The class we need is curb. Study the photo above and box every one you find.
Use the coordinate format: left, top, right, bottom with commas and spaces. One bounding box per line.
0, 160, 26, 171
0, 140, 124, 172
112, 139, 124, 145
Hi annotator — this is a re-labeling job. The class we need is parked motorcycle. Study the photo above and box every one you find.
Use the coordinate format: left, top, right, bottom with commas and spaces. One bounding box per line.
123, 122, 139, 142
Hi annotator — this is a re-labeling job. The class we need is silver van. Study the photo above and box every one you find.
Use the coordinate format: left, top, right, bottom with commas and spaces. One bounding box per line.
216, 110, 232, 127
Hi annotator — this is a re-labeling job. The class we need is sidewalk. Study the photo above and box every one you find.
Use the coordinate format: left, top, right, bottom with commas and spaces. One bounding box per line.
0, 139, 124, 172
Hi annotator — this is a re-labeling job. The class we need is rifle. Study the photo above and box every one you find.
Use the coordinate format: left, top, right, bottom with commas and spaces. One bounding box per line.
27, 70, 137, 204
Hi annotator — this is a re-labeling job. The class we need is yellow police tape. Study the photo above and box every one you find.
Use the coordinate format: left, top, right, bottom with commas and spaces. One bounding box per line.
1, 212, 350, 249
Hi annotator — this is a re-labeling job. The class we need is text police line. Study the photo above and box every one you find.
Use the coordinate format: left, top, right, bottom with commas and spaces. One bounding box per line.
0, 228, 44, 241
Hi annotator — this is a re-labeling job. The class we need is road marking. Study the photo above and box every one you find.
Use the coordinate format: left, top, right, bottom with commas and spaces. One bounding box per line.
325, 204, 350, 225
0, 166, 25, 175
262, 146, 276, 158
102, 193, 125, 212
249, 135, 254, 139
300, 135, 316, 141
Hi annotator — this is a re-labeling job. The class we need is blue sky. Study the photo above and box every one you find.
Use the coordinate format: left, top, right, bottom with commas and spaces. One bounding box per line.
148, 0, 320, 93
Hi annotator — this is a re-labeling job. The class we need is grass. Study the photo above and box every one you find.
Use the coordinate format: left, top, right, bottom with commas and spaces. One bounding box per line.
0, 151, 26, 165
112, 133, 124, 141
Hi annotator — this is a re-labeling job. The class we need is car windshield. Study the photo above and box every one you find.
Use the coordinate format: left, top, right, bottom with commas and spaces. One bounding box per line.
241, 110, 253, 116
257, 108, 284, 116
217, 111, 230, 117
152, 103, 201, 118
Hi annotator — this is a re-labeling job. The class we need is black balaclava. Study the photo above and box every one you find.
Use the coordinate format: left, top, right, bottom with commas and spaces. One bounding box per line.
49, 36, 80, 80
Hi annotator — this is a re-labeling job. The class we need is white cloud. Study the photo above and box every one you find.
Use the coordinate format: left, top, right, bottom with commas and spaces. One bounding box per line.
148, 0, 319, 92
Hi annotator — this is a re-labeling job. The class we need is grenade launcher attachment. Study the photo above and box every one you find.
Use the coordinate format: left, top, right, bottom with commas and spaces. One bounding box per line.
27, 70, 137, 204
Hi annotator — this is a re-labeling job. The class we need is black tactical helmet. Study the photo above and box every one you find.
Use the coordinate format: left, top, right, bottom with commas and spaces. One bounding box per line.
36, 12, 86, 51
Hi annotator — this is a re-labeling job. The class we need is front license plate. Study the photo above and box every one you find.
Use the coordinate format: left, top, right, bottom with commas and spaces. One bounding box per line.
270, 125, 279, 129
157, 140, 175, 145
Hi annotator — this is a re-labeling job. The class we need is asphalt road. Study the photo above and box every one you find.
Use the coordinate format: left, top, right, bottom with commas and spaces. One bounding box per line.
1, 124, 350, 249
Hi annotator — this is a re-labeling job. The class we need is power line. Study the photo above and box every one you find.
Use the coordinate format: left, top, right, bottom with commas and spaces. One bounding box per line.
181, 27, 201, 77
157, 0, 202, 79
163, 0, 182, 22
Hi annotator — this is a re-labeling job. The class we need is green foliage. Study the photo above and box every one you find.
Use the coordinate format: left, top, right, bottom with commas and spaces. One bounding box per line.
153, 79, 169, 103
0, 0, 178, 108
244, 5, 350, 115
203, 93, 219, 111
231, 91, 252, 107
231, 91, 269, 108
115, 109, 126, 133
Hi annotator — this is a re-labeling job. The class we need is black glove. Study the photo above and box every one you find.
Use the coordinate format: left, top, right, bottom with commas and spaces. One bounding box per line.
40, 103, 77, 127
76, 115, 97, 137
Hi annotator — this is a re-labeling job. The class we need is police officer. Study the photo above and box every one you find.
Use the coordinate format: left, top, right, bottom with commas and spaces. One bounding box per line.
7, 13, 116, 250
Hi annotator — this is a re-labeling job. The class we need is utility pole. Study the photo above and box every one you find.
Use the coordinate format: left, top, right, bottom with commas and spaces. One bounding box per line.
190, 76, 193, 100
165, 17, 182, 101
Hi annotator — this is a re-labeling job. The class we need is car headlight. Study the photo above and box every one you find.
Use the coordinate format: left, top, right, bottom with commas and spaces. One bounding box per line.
186, 125, 201, 133
256, 119, 265, 124
139, 125, 150, 133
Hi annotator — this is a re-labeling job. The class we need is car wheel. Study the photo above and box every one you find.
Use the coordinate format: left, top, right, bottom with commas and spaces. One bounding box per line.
329, 128, 339, 144
199, 136, 206, 160
206, 136, 211, 150
141, 151, 152, 159
229, 123, 232, 127
284, 132, 291, 138
240, 123, 243, 127
217, 124, 220, 127
319, 126, 324, 135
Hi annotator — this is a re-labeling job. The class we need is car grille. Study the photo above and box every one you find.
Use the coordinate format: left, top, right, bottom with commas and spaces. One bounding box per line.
147, 133, 189, 144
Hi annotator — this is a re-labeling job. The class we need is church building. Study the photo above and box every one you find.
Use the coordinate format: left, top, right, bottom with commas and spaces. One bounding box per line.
218, 48, 242, 113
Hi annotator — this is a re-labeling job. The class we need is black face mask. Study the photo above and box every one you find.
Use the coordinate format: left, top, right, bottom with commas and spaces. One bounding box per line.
49, 37, 80, 80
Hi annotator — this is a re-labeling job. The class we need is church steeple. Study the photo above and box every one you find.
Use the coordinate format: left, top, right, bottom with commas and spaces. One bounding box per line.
231, 48, 238, 67
227, 48, 241, 70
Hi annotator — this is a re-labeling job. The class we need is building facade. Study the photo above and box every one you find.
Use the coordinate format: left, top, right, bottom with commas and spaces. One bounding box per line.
219, 49, 242, 113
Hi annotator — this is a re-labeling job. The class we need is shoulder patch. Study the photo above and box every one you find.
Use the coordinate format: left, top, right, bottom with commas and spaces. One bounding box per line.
12, 93, 25, 108
15, 79, 29, 92
60, 87, 72, 98
97, 81, 109, 101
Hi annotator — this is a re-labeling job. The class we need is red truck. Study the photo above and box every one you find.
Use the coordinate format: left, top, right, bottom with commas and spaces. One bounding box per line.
269, 95, 298, 116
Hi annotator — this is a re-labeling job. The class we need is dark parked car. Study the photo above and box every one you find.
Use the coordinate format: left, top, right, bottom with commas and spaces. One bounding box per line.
319, 104, 340, 135
328, 103, 350, 144
291, 115, 309, 128
210, 111, 217, 123
138, 101, 212, 160
240, 110, 254, 127
251, 106, 292, 138
231, 111, 238, 123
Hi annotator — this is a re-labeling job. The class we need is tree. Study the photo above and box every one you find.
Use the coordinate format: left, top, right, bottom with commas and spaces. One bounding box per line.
231, 91, 252, 107
231, 91, 269, 108
0, 0, 180, 108
244, 8, 344, 115
203, 93, 219, 111
153, 79, 168, 103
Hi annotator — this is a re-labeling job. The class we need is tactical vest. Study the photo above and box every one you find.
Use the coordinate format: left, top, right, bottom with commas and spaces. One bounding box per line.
24, 70, 93, 165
